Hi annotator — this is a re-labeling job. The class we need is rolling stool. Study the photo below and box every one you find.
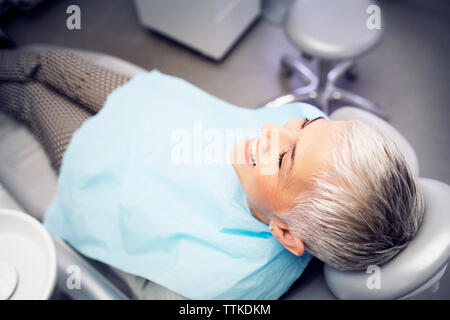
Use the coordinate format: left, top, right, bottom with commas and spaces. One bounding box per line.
266, 0, 387, 119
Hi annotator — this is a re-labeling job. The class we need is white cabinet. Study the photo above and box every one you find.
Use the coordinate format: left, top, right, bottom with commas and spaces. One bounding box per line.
134, 0, 261, 60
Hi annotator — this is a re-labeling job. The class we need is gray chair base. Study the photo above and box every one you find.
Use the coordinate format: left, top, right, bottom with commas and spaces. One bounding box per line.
264, 55, 389, 120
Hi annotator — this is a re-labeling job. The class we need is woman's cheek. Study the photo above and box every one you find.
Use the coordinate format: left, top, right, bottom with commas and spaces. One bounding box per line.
250, 176, 279, 213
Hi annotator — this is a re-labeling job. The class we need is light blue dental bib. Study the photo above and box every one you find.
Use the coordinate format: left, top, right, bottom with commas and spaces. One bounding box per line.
44, 70, 328, 299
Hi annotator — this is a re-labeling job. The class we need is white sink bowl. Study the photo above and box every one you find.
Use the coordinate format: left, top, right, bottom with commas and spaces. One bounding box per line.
0, 209, 57, 299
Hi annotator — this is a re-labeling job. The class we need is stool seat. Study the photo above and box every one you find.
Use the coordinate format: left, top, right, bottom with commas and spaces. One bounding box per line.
285, 0, 383, 60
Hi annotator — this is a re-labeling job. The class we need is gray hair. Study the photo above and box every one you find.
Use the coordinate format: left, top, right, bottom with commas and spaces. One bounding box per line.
279, 120, 425, 271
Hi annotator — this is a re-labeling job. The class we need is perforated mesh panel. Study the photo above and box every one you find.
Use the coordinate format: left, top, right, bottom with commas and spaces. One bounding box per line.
0, 81, 91, 171
0, 48, 131, 171
35, 49, 131, 114
0, 50, 40, 81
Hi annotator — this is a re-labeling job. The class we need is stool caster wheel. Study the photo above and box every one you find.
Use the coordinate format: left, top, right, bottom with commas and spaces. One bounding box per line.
301, 52, 313, 61
345, 66, 358, 81
280, 59, 294, 77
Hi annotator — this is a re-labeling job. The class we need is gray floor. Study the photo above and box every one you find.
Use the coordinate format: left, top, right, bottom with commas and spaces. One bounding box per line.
1, 0, 449, 299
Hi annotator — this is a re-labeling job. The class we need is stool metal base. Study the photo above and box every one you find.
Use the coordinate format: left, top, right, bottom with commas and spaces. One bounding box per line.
264, 55, 389, 120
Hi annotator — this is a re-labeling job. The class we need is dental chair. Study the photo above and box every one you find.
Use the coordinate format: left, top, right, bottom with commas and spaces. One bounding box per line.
0, 46, 449, 300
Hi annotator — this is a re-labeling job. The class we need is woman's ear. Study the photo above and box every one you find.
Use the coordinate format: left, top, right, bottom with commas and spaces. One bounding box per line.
270, 220, 305, 256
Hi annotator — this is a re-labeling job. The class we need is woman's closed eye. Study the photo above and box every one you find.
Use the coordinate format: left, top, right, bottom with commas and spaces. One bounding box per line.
279, 118, 321, 172
278, 147, 293, 168
278, 117, 324, 171
278, 120, 309, 169
278, 150, 287, 168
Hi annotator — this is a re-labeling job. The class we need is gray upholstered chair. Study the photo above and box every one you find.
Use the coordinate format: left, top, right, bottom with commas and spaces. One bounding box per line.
0, 46, 449, 299
266, 0, 387, 119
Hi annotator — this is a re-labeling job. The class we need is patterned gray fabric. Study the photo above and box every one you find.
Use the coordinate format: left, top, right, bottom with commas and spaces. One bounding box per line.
0, 81, 91, 170
35, 49, 131, 114
0, 48, 131, 171
0, 50, 40, 81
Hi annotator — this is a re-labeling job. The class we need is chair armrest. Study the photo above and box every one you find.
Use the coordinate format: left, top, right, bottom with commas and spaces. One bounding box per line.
53, 237, 130, 300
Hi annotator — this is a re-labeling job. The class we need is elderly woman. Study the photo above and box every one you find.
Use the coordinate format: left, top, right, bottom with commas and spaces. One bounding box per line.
0, 48, 424, 299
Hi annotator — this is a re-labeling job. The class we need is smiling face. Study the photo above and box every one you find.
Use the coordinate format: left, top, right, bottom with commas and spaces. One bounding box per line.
231, 118, 347, 224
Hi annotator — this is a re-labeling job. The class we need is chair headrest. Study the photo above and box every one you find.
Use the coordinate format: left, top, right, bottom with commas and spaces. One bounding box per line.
323, 178, 450, 299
